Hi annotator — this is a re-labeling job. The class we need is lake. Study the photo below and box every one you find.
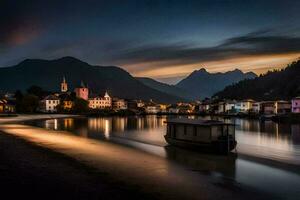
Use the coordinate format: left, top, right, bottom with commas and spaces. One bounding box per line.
26, 115, 300, 199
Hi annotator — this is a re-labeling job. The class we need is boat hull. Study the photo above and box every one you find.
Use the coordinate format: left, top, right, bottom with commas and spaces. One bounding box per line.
164, 136, 236, 154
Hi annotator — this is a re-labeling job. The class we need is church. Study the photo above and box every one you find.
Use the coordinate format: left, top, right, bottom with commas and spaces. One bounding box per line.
60, 76, 112, 109
74, 81, 89, 100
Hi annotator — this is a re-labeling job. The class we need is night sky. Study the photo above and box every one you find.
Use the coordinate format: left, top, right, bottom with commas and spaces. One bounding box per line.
1, 0, 300, 84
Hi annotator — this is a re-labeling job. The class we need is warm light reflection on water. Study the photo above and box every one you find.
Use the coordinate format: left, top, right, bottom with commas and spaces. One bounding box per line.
19, 115, 300, 199
29, 115, 300, 165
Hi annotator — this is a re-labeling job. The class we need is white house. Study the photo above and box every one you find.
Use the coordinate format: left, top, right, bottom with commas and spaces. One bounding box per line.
113, 98, 128, 110
89, 92, 112, 109
252, 102, 261, 113
234, 99, 254, 113
217, 101, 235, 114
145, 101, 160, 114
40, 95, 60, 113
260, 100, 291, 115
145, 105, 160, 114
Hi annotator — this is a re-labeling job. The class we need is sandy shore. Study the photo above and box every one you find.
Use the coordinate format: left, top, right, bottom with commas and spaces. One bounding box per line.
0, 123, 271, 200
0, 131, 155, 200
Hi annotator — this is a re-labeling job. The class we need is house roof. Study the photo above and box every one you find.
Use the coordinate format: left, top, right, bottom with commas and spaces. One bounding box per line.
0, 99, 6, 104
0, 98, 16, 105
43, 95, 60, 100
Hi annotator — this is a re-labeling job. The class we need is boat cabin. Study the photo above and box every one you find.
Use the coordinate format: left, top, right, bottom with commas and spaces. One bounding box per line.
164, 118, 236, 154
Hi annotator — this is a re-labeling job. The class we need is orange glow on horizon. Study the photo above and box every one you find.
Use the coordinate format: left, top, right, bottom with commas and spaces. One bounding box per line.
127, 53, 300, 80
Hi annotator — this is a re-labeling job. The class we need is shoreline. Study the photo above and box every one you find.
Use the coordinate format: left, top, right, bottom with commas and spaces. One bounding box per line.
0, 123, 270, 200
0, 114, 80, 124
2, 112, 300, 124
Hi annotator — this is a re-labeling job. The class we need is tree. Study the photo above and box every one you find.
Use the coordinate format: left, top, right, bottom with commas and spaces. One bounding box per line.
14, 90, 23, 112
20, 94, 39, 113
72, 98, 89, 113
27, 85, 49, 98
56, 103, 65, 113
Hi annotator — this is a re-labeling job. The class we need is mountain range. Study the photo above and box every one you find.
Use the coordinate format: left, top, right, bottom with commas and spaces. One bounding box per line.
0, 56, 257, 102
175, 68, 257, 99
0, 57, 185, 103
214, 60, 300, 100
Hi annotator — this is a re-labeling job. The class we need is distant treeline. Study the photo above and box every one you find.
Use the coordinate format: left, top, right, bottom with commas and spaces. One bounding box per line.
213, 59, 300, 101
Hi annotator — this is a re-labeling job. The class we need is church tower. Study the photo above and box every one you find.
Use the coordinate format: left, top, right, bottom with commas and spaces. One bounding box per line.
61, 76, 68, 93
74, 81, 89, 100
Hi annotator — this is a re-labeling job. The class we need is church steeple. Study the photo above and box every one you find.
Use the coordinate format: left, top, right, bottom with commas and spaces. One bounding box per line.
61, 76, 68, 92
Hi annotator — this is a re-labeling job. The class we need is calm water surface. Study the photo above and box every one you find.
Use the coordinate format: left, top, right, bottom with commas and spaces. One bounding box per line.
27, 115, 300, 199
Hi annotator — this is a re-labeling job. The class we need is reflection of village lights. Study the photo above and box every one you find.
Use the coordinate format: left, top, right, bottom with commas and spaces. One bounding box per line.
276, 123, 279, 142
63, 118, 74, 129
45, 120, 51, 129
104, 119, 110, 139
137, 117, 144, 130
114, 117, 125, 132
54, 119, 58, 130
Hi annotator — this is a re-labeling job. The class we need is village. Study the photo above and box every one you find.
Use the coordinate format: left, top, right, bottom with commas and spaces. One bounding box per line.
1, 76, 300, 119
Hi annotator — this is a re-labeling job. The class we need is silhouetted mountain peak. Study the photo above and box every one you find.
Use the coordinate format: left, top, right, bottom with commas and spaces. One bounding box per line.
232, 68, 242, 73
19, 58, 43, 65
214, 60, 300, 100
198, 68, 207, 72
55, 56, 83, 63
245, 71, 257, 77
176, 67, 257, 99
189, 68, 208, 77
18, 56, 84, 66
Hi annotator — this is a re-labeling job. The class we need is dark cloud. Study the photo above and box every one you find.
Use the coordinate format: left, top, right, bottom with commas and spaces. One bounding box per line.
112, 31, 300, 69
0, 1, 42, 49
0, 0, 299, 74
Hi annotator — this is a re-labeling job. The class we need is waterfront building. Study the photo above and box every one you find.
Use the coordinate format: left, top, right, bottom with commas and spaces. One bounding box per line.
0, 99, 15, 113
112, 98, 127, 110
137, 100, 145, 108
61, 76, 68, 92
260, 101, 276, 115
74, 81, 89, 100
127, 100, 138, 110
217, 101, 235, 114
275, 100, 291, 114
234, 99, 254, 113
292, 97, 300, 113
178, 105, 194, 114
176, 102, 195, 113
199, 102, 210, 113
39, 95, 60, 113
59, 94, 73, 111
63, 100, 73, 110
145, 100, 160, 114
168, 107, 180, 114
89, 92, 112, 109
261, 101, 291, 115
252, 102, 261, 113
159, 104, 169, 113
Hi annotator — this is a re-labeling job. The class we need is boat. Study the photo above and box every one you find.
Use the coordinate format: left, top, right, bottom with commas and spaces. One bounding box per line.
164, 118, 237, 154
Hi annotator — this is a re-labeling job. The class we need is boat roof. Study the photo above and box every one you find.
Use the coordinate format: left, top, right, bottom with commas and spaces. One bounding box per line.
165, 118, 234, 126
